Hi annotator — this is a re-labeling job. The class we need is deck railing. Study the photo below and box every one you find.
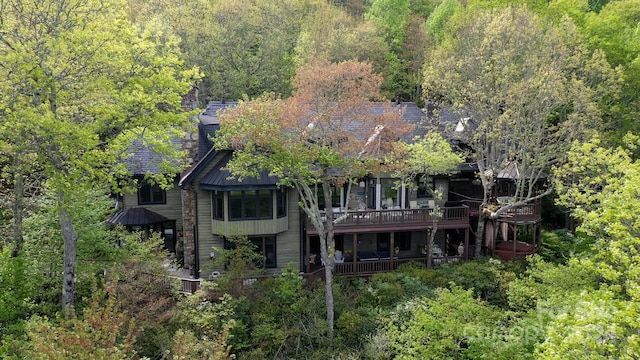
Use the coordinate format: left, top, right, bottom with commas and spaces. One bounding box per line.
333, 256, 465, 276
306, 206, 469, 234
177, 277, 201, 294
174, 255, 467, 295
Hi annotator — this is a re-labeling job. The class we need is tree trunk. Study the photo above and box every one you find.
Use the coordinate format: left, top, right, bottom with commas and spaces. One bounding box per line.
59, 195, 78, 314
323, 259, 334, 340
320, 181, 336, 340
11, 171, 24, 258
475, 212, 487, 258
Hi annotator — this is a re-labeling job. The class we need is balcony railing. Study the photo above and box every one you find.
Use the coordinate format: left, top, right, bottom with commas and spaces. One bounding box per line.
306, 206, 470, 234
498, 202, 541, 222
462, 200, 541, 223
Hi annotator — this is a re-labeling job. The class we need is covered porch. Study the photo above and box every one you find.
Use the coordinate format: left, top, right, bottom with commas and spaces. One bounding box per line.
304, 206, 471, 275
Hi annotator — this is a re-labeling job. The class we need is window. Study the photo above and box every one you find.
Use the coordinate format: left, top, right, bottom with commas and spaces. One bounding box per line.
251, 236, 276, 268
381, 179, 400, 208
276, 189, 287, 218
138, 182, 166, 205
396, 232, 411, 250
212, 191, 224, 220
228, 190, 273, 220
378, 232, 410, 251
377, 233, 390, 252
417, 176, 436, 198
317, 185, 343, 210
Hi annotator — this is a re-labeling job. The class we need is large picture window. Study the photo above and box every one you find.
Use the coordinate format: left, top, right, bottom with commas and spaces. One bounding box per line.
138, 182, 166, 205
228, 190, 273, 220
317, 185, 343, 210
417, 176, 436, 198
223, 236, 276, 269
251, 236, 276, 268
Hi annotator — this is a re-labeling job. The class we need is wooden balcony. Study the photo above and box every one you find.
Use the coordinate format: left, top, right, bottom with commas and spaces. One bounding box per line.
498, 202, 541, 223
305, 206, 470, 235
461, 200, 541, 223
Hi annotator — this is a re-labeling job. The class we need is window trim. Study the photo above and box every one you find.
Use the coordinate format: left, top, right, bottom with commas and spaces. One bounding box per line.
228, 189, 273, 221
212, 191, 224, 220
137, 182, 166, 205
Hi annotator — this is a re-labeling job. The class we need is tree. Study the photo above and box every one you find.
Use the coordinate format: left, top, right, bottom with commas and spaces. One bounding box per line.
386, 133, 464, 263
554, 135, 640, 302
295, 2, 389, 68
422, 5, 620, 257
580, 0, 640, 146
214, 59, 412, 338
0, 0, 198, 312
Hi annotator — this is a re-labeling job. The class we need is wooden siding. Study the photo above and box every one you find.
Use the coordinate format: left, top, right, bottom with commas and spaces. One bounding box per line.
193, 153, 302, 277
211, 216, 289, 237
273, 189, 301, 273
197, 188, 301, 277
120, 186, 183, 230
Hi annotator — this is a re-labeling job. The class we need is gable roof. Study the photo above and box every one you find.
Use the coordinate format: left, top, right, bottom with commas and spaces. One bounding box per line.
197, 101, 238, 159
179, 101, 238, 187
199, 151, 280, 191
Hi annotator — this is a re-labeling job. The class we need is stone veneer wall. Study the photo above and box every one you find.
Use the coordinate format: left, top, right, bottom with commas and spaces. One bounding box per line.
179, 88, 200, 276
181, 186, 197, 276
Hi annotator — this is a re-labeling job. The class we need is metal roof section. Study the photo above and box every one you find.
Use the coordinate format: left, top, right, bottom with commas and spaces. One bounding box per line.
106, 207, 170, 226
199, 151, 280, 191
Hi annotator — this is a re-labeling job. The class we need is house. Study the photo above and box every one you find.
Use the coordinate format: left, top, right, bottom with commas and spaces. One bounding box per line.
114, 100, 542, 288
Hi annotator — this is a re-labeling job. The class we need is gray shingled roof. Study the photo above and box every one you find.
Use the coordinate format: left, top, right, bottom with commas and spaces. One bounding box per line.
125, 137, 183, 175
182, 101, 429, 188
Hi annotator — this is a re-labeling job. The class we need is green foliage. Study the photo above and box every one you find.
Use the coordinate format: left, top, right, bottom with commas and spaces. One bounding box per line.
539, 229, 594, 263
208, 235, 264, 294
171, 327, 235, 360
0, 251, 32, 352
25, 288, 138, 360
536, 289, 640, 359
554, 136, 640, 301
105, 257, 178, 359
379, 286, 506, 359
507, 255, 599, 311
423, 0, 460, 43
365, 0, 410, 50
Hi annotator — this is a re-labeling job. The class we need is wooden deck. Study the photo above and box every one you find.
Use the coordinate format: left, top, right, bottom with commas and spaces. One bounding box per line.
305, 206, 470, 234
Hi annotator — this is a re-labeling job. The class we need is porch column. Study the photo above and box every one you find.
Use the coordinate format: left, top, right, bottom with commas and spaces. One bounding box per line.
400, 183, 406, 208
353, 233, 358, 275
306, 235, 311, 273
390, 232, 395, 270
513, 223, 518, 256
426, 229, 432, 268
464, 227, 469, 260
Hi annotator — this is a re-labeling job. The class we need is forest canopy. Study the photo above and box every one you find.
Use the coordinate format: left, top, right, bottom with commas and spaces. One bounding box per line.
1, 0, 639, 359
